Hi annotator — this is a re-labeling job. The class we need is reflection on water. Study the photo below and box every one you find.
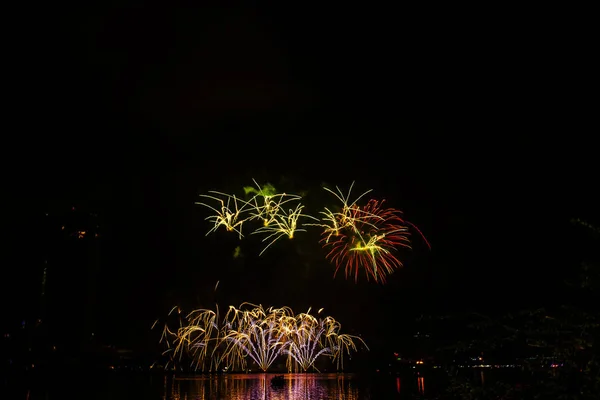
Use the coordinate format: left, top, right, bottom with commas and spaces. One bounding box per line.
165, 373, 362, 400
13, 370, 455, 399
480, 369, 485, 386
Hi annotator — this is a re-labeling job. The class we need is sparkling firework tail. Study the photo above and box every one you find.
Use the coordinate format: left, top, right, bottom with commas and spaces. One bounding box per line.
251, 204, 318, 256
321, 198, 422, 283
246, 192, 302, 227
307, 182, 381, 245
226, 318, 287, 371
322, 181, 373, 212
321, 316, 368, 371
158, 302, 366, 372
332, 333, 367, 370
283, 315, 332, 372
196, 191, 253, 239
243, 179, 303, 227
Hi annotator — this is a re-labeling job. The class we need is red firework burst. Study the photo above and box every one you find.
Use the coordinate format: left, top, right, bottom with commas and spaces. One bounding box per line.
320, 199, 429, 283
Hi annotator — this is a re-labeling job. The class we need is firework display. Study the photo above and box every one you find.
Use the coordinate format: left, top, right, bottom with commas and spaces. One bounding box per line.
197, 191, 250, 239
155, 303, 367, 373
197, 180, 429, 283
315, 183, 431, 283
196, 179, 317, 256
153, 179, 428, 374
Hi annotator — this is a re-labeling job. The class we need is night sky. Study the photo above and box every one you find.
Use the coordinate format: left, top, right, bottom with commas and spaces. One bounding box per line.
6, 5, 596, 356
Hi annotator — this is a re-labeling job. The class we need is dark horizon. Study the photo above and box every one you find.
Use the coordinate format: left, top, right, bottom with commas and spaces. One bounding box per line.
4, 4, 597, 363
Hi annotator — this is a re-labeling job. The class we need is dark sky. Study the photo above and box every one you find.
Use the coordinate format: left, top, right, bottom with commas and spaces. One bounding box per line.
6, 5, 596, 354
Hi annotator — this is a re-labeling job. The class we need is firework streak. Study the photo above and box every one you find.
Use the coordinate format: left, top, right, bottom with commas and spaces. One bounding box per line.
197, 180, 429, 283
155, 303, 367, 372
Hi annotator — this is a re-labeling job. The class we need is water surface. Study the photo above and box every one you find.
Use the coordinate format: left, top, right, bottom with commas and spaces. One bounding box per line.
8, 370, 453, 399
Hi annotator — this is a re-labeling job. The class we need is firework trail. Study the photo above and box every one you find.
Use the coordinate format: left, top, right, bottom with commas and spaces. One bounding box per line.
313, 182, 430, 283
154, 302, 367, 372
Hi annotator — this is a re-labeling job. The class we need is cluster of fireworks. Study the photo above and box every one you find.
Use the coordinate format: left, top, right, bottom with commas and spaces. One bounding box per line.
197, 180, 429, 283
155, 303, 367, 373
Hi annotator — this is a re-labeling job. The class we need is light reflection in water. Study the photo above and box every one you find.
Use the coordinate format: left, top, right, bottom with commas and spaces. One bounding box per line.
18, 371, 444, 399
167, 373, 362, 400
480, 370, 485, 386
